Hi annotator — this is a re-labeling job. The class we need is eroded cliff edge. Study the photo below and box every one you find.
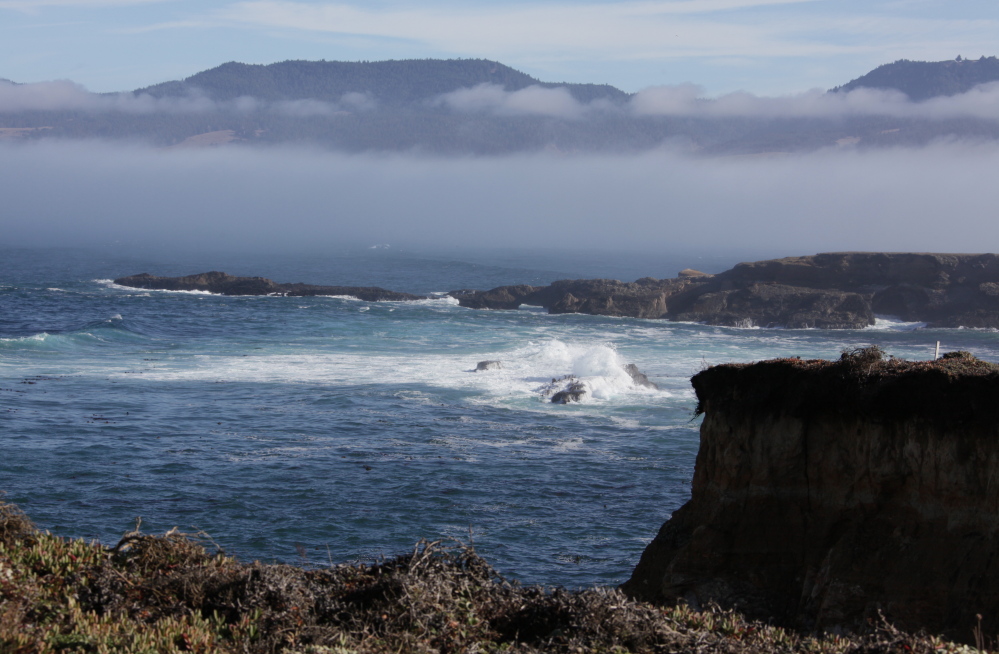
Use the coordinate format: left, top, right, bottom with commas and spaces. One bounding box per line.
622, 348, 999, 640
451, 252, 999, 328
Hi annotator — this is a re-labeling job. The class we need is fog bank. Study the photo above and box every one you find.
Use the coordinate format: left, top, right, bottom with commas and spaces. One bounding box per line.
2, 140, 997, 256
7, 77, 999, 121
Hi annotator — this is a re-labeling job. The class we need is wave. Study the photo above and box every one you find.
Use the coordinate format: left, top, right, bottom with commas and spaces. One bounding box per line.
109, 337, 667, 408
0, 314, 150, 353
868, 315, 929, 331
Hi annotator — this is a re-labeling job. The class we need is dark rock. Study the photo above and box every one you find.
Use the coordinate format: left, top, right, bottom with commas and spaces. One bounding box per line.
623, 364, 658, 390
475, 360, 503, 371
622, 350, 999, 640
448, 285, 540, 310
550, 381, 587, 404
538, 375, 588, 403
114, 272, 427, 301
448, 253, 999, 329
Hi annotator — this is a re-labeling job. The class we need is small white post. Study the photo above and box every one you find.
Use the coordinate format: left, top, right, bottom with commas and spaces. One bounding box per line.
934, 341, 940, 360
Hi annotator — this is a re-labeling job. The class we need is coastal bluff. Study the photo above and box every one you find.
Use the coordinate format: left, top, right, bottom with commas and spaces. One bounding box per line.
113, 271, 427, 301
622, 349, 999, 639
450, 252, 999, 328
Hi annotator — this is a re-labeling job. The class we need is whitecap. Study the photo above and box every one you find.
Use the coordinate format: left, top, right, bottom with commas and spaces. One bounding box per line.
868, 315, 928, 331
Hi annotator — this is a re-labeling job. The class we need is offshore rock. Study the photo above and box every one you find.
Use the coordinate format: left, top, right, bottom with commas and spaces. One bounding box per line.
624, 363, 659, 390
114, 271, 427, 302
538, 375, 588, 404
449, 252, 999, 328
475, 360, 503, 371
622, 348, 999, 641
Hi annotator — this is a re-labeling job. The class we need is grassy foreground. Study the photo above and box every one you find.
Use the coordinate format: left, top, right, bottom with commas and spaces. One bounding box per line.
0, 500, 981, 654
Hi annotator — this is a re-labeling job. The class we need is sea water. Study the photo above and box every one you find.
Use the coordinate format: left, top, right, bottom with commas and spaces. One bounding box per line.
3, 245, 998, 588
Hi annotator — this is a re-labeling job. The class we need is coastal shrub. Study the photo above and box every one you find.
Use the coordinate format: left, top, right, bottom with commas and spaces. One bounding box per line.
0, 498, 986, 653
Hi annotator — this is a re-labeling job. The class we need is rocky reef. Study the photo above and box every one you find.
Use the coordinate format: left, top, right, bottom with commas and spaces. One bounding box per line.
450, 252, 999, 328
114, 271, 427, 301
622, 348, 999, 640
117, 253, 999, 327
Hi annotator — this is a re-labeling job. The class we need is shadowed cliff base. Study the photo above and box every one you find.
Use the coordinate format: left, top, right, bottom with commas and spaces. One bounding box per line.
0, 499, 982, 653
624, 347, 999, 642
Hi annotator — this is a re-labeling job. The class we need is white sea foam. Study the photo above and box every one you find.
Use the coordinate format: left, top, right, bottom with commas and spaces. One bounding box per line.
102, 280, 217, 295
112, 338, 668, 409
868, 315, 928, 331
0, 332, 49, 343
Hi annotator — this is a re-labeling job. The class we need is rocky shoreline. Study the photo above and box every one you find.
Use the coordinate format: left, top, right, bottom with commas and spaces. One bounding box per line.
113, 271, 428, 302
116, 252, 999, 329
452, 252, 999, 329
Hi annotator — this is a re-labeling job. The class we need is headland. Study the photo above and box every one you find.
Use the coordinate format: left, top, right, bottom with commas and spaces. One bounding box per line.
116, 252, 999, 328
113, 271, 427, 302
623, 347, 999, 640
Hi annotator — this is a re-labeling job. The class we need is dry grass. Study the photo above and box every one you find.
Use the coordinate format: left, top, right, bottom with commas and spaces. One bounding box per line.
0, 498, 984, 653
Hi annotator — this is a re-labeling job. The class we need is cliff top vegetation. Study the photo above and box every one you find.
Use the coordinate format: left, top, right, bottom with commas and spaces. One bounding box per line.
0, 498, 981, 653
693, 347, 999, 426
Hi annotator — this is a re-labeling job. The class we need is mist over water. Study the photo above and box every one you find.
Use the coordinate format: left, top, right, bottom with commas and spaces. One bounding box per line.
2, 139, 999, 257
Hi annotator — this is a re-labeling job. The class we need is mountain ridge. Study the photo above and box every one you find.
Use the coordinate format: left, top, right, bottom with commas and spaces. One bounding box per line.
4, 57, 999, 153
134, 58, 630, 105
831, 56, 999, 100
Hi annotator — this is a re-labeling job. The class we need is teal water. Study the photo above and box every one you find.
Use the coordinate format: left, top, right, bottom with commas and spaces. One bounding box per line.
3, 246, 998, 587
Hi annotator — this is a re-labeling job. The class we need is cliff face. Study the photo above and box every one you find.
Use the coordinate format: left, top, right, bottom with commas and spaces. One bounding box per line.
451, 252, 999, 329
622, 350, 999, 640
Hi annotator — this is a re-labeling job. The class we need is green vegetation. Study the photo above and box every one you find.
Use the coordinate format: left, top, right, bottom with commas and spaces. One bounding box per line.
135, 59, 629, 105
0, 499, 984, 653
831, 56, 999, 100
693, 348, 999, 426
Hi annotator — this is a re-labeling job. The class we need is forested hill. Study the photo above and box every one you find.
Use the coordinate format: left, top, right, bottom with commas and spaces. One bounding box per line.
5, 57, 999, 153
831, 56, 999, 100
135, 59, 630, 105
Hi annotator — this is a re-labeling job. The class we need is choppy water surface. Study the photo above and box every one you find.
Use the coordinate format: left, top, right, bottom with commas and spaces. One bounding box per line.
3, 246, 998, 587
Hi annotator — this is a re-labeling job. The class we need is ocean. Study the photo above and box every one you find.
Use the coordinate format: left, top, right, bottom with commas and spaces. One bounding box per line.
3, 245, 998, 588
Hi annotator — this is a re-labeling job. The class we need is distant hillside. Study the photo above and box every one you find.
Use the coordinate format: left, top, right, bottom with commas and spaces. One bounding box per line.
135, 59, 630, 105
832, 56, 999, 100
5, 57, 999, 154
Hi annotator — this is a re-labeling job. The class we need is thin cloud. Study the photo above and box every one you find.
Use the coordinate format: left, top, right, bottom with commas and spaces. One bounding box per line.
629, 82, 999, 118
0, 0, 168, 8
210, 0, 858, 62
0, 79, 369, 115
436, 84, 591, 119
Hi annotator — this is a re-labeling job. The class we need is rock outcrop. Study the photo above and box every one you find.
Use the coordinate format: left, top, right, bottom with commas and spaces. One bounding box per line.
114, 271, 427, 302
622, 348, 999, 640
449, 252, 999, 329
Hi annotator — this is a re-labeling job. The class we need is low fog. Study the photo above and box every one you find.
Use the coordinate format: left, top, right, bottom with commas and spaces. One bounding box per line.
2, 139, 998, 256
7, 77, 999, 120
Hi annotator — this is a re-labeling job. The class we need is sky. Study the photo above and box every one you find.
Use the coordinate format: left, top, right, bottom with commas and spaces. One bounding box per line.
1, 0, 999, 96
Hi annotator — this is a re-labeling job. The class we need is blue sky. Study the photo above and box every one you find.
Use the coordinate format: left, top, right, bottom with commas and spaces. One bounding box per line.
1, 0, 998, 96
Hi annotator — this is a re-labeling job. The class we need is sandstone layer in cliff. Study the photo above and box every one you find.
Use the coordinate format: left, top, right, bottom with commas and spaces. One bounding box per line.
622, 348, 999, 640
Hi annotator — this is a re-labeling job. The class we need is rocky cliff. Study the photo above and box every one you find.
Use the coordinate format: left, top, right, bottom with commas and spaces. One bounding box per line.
622, 348, 999, 640
451, 252, 999, 329
114, 271, 427, 301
